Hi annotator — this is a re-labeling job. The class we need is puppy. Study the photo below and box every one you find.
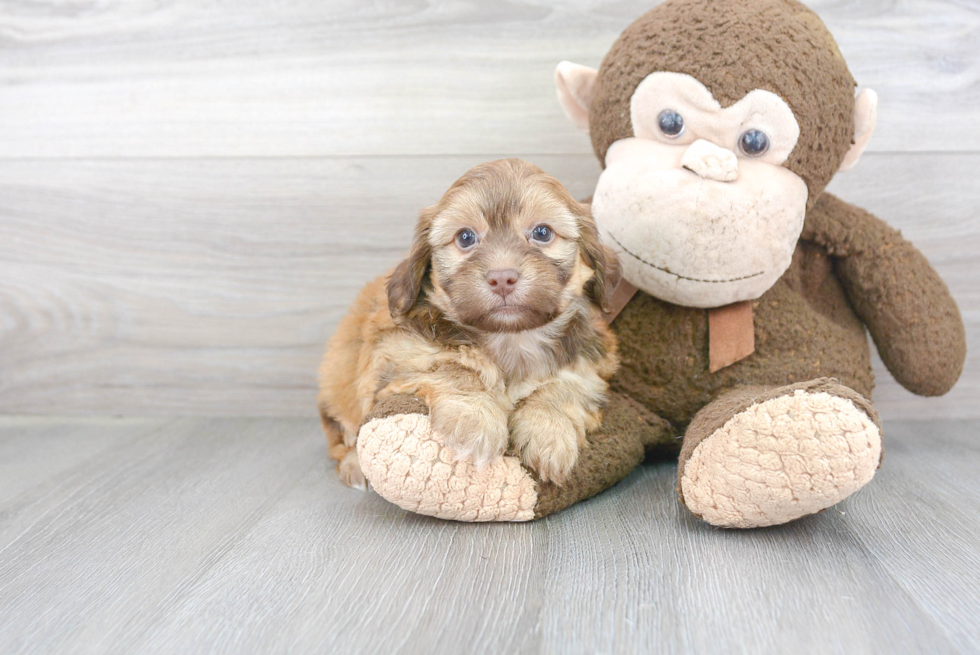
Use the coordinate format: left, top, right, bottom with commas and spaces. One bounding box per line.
318, 159, 620, 488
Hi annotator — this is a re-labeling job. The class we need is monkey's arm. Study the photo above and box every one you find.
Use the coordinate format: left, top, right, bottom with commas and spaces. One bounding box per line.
803, 193, 966, 396
356, 391, 672, 521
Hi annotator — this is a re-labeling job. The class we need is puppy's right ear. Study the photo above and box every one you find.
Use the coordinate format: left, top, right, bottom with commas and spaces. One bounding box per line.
577, 203, 621, 314
387, 208, 434, 319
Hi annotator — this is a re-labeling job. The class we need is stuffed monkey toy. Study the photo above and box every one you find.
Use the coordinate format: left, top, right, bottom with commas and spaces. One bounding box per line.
353, 0, 966, 527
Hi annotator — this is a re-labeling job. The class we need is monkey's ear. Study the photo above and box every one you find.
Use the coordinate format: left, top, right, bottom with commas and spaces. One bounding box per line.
555, 62, 598, 132
839, 89, 878, 172
387, 210, 434, 320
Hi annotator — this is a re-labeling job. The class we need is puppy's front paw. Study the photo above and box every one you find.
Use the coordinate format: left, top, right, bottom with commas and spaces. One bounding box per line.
511, 406, 582, 485
338, 449, 368, 491
431, 395, 509, 469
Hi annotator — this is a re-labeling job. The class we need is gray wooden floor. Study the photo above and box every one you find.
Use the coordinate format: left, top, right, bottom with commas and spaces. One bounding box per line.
1, 417, 978, 654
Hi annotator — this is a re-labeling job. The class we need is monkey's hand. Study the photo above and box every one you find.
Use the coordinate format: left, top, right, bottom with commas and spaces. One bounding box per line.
355, 392, 673, 521
804, 193, 966, 396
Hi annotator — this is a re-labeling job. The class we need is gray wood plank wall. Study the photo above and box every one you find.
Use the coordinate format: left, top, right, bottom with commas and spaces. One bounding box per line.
1, 0, 977, 417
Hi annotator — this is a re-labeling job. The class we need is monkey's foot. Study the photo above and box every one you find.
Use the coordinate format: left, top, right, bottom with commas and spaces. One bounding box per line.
679, 380, 882, 529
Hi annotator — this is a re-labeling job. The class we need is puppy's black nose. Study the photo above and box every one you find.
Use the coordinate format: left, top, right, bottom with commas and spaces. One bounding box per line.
487, 269, 519, 298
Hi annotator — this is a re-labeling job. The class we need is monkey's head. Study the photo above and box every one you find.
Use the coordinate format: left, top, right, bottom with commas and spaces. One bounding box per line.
555, 0, 877, 308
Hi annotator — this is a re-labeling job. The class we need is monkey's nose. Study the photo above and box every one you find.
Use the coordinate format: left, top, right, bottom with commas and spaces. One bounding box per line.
681, 139, 739, 182
487, 269, 520, 298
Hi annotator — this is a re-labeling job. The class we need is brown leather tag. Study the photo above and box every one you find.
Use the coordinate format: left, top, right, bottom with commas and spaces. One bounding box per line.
708, 301, 755, 372
602, 280, 638, 324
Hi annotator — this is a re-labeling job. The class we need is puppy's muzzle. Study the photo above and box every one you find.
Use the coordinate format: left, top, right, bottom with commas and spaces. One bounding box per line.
487, 269, 520, 299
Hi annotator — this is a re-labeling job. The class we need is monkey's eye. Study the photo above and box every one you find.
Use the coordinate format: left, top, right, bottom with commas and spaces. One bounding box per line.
739, 129, 770, 156
530, 225, 554, 244
455, 228, 479, 250
657, 109, 685, 138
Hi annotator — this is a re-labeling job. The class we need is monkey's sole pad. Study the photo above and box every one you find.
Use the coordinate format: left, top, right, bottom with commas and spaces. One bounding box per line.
681, 390, 881, 529
358, 413, 537, 522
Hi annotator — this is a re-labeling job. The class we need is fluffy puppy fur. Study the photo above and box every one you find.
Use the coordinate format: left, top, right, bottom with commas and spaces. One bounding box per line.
318, 159, 621, 488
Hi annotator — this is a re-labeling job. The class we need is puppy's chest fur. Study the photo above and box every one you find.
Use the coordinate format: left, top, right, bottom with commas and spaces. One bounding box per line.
479, 311, 602, 402
401, 299, 610, 405
484, 326, 564, 385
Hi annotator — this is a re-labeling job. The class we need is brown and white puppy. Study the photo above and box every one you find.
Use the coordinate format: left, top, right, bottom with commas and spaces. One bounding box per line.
318, 159, 620, 488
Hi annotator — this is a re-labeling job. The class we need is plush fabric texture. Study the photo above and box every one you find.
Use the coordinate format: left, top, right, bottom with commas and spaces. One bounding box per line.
362, 394, 431, 422
676, 378, 882, 482
804, 194, 967, 396
677, 138, 739, 182
589, 0, 856, 207
358, 412, 538, 522
678, 383, 882, 528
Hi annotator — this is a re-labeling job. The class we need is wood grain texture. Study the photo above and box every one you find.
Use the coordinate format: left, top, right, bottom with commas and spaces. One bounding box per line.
0, 0, 978, 158
1, 153, 976, 417
0, 154, 599, 416
840, 421, 980, 652
0, 416, 167, 506
0, 417, 322, 653
0, 417, 977, 653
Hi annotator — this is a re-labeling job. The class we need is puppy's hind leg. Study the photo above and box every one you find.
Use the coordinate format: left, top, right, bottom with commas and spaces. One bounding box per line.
338, 449, 368, 491
320, 409, 347, 460
320, 407, 368, 491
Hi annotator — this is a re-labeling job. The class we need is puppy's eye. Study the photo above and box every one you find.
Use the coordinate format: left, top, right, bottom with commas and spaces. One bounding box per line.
530, 225, 554, 244
739, 129, 770, 156
455, 228, 478, 250
658, 109, 684, 138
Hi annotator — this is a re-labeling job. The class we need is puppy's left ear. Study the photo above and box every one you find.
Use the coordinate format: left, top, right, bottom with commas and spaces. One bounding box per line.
579, 208, 622, 313
387, 207, 434, 320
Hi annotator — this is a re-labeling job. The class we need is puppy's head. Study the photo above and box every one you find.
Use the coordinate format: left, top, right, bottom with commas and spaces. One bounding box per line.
388, 159, 620, 333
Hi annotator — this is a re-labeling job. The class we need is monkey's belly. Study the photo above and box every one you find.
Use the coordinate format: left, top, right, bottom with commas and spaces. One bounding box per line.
611, 264, 873, 431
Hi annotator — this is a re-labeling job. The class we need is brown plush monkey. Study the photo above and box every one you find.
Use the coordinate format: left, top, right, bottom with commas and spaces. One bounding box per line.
354, 0, 966, 526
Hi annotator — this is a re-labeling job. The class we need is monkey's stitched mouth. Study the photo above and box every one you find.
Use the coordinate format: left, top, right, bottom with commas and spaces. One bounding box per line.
608, 232, 765, 284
